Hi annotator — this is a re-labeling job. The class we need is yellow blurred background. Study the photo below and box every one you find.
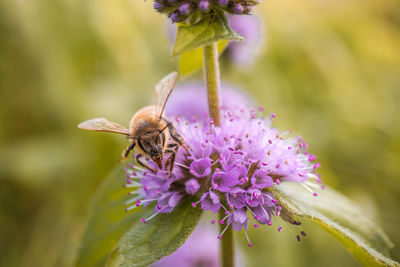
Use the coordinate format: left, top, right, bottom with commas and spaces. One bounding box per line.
0, 0, 399, 266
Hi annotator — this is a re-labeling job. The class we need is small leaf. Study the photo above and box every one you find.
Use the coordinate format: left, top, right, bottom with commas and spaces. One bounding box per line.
274, 182, 399, 267
178, 40, 229, 76
172, 10, 243, 57
75, 163, 141, 267
115, 197, 203, 267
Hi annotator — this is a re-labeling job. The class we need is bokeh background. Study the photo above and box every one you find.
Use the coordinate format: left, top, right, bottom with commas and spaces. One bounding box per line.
0, 0, 399, 266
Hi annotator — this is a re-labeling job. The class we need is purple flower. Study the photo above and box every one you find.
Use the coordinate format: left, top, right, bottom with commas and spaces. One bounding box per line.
124, 95, 322, 246
229, 208, 248, 231
153, 0, 259, 23
190, 158, 212, 177
200, 191, 221, 213
232, 3, 243, 14
179, 3, 190, 15
251, 169, 274, 189
198, 0, 210, 11
170, 11, 180, 23
153, 2, 164, 11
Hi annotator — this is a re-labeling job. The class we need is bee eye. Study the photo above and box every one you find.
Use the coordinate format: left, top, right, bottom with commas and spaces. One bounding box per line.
158, 132, 165, 146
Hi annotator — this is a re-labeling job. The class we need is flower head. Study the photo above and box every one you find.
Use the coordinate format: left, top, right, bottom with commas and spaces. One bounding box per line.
154, 0, 260, 23
124, 89, 322, 246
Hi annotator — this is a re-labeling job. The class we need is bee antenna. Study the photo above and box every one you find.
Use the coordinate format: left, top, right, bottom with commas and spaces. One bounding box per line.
157, 124, 170, 135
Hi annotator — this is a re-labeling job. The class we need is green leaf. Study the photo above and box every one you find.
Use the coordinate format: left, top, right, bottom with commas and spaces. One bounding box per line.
75, 163, 141, 267
75, 164, 203, 267
273, 182, 399, 267
178, 40, 229, 76
113, 197, 202, 267
172, 10, 243, 57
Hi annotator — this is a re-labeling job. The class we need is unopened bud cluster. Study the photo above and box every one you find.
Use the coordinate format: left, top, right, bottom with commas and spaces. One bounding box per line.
153, 0, 260, 23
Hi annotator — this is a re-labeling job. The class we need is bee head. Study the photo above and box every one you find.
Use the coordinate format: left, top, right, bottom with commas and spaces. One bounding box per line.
139, 133, 165, 169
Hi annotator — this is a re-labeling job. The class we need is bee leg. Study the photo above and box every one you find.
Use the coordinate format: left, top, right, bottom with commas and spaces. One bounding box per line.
163, 118, 184, 145
136, 153, 157, 174
165, 143, 179, 177
120, 142, 136, 162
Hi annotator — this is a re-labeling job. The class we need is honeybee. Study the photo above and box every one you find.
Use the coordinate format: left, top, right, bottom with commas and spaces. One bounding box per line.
78, 72, 184, 175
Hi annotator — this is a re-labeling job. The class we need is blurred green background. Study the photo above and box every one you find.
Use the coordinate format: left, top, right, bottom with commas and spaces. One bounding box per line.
0, 0, 399, 266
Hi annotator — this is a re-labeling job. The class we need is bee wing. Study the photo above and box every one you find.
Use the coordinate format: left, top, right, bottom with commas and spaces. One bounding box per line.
78, 118, 130, 135
154, 71, 178, 118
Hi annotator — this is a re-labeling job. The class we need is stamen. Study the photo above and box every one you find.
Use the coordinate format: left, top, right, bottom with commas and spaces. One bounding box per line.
245, 205, 260, 220
262, 193, 277, 203
174, 162, 190, 169
301, 183, 318, 197
280, 130, 290, 136
124, 182, 142, 188
139, 198, 157, 205
124, 205, 138, 212
307, 173, 320, 180
124, 197, 139, 206
143, 211, 161, 223
305, 181, 320, 188
218, 222, 231, 239
220, 213, 231, 224
276, 206, 281, 216
259, 205, 271, 221
191, 199, 201, 207
244, 230, 253, 247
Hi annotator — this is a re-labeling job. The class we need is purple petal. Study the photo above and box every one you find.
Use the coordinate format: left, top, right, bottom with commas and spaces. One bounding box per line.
245, 188, 263, 207
201, 192, 221, 213
250, 169, 273, 189
232, 3, 243, 14
233, 208, 247, 223
190, 158, 212, 178
198, 0, 209, 11
226, 189, 245, 209
169, 193, 183, 208
179, 3, 190, 15
228, 209, 248, 231
212, 171, 239, 192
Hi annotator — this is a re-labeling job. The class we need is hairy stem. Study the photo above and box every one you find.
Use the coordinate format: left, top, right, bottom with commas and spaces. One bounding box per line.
219, 208, 234, 267
204, 42, 232, 267
203, 42, 221, 126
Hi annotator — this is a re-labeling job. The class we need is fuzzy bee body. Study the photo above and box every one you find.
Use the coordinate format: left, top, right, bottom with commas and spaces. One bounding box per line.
78, 72, 183, 175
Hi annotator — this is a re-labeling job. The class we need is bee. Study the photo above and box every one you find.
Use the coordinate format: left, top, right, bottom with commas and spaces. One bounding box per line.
78, 72, 184, 176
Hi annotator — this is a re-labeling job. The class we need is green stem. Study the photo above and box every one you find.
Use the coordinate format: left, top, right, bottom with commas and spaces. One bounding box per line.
219, 208, 234, 267
204, 42, 234, 266
203, 42, 221, 126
